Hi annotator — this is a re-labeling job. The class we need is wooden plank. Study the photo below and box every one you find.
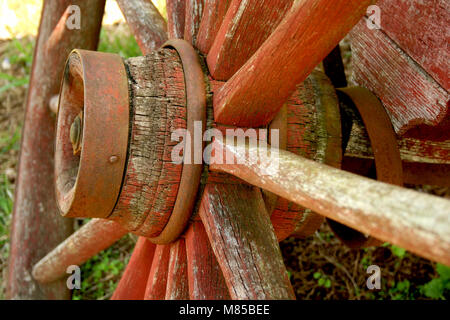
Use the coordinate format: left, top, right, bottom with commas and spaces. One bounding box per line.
165, 239, 189, 300
185, 221, 230, 299
199, 184, 295, 299
350, 18, 449, 138
110, 51, 186, 235
270, 71, 341, 241
7, 0, 105, 300
195, 0, 231, 54
376, 0, 449, 91
144, 245, 171, 299
184, 0, 205, 45
213, 0, 374, 126
33, 219, 127, 284
111, 237, 156, 300
166, 0, 186, 39
206, 0, 292, 80
116, 0, 167, 54
210, 139, 450, 266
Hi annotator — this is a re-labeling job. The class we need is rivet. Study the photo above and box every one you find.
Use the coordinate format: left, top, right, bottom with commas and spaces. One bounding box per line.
109, 155, 119, 163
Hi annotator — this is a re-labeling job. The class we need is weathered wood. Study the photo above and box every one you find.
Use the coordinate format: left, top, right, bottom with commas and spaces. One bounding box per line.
350, 18, 449, 138
376, 0, 449, 91
210, 139, 450, 266
199, 184, 296, 299
195, 0, 231, 54
402, 162, 450, 187
166, 0, 186, 39
165, 239, 189, 300
345, 107, 450, 164
116, 0, 168, 55
33, 219, 127, 284
184, 0, 205, 45
185, 221, 230, 299
144, 245, 171, 299
111, 237, 156, 300
110, 50, 186, 236
8, 0, 105, 300
213, 0, 374, 126
270, 71, 342, 241
206, 0, 292, 80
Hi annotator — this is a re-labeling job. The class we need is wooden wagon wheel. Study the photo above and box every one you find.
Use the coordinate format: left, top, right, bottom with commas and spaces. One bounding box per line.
8, 0, 450, 300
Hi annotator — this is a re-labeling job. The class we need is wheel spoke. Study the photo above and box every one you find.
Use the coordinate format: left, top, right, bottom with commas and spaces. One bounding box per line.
185, 221, 230, 299
207, 0, 293, 80
165, 239, 189, 299
33, 219, 127, 284
144, 245, 171, 299
210, 138, 450, 265
166, 0, 186, 39
199, 184, 295, 299
111, 237, 156, 300
184, 0, 205, 44
195, 0, 231, 54
116, 0, 168, 54
213, 0, 373, 126
8, 0, 105, 299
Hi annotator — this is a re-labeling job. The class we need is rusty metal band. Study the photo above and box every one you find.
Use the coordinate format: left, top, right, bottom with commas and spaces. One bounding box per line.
55, 49, 129, 218
149, 39, 206, 244
328, 87, 403, 248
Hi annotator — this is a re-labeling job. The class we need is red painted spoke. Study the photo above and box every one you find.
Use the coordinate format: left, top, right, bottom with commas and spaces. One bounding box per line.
116, 0, 167, 54
33, 219, 127, 284
184, 0, 205, 45
207, 0, 292, 80
8, 0, 105, 299
210, 139, 450, 266
111, 237, 156, 300
144, 245, 171, 299
165, 239, 189, 300
213, 0, 374, 126
185, 221, 230, 300
195, 0, 231, 54
199, 184, 295, 300
166, 0, 186, 39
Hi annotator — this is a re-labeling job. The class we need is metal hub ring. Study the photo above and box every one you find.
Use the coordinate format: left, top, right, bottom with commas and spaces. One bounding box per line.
149, 39, 206, 244
328, 86, 403, 248
54, 49, 129, 218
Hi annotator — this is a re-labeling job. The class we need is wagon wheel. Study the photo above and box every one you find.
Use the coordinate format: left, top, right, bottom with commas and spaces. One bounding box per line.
8, 0, 450, 300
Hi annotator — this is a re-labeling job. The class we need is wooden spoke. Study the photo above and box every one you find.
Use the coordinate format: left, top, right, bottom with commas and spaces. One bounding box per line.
195, 0, 231, 54
207, 0, 293, 80
116, 0, 168, 54
213, 0, 374, 126
33, 219, 127, 284
185, 221, 230, 300
144, 245, 171, 299
210, 139, 450, 265
199, 184, 295, 300
111, 237, 156, 300
167, 0, 186, 39
165, 239, 189, 300
184, 0, 205, 45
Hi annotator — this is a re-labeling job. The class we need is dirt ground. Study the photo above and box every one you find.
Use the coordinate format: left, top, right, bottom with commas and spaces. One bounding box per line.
0, 32, 448, 300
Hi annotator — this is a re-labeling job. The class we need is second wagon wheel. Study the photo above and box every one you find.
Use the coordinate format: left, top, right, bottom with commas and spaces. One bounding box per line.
9, 0, 450, 300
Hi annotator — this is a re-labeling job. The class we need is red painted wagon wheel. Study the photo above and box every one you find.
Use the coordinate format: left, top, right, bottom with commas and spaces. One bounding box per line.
8, 0, 450, 300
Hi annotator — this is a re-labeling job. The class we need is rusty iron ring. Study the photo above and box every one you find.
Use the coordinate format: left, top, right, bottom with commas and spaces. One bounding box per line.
55, 49, 129, 218
328, 87, 403, 248
149, 39, 206, 244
